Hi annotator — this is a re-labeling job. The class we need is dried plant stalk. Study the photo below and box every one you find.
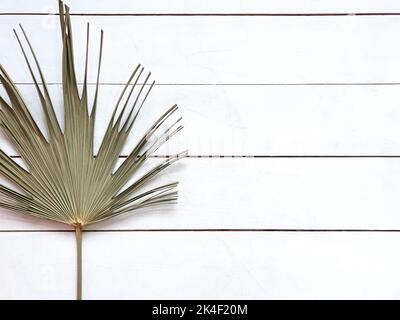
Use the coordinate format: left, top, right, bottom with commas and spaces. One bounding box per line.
0, 1, 186, 300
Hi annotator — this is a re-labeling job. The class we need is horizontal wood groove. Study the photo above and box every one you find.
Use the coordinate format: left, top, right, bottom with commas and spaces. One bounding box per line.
8, 155, 400, 159
1, 229, 400, 233
2, 12, 400, 17
9, 82, 400, 86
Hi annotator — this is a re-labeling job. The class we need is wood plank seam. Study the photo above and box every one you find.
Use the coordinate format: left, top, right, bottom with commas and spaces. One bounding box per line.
7, 82, 400, 86
1, 229, 400, 233
9, 155, 400, 159
3, 13, 400, 17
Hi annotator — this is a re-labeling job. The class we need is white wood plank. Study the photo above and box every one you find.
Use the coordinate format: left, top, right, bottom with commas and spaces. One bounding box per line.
0, 232, 74, 299
2, 84, 400, 156
1, 231, 400, 299
1, 158, 400, 230
1, 16, 400, 84
2, 0, 400, 14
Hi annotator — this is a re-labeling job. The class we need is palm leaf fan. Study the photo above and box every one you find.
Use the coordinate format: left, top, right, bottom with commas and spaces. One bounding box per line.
0, 0, 186, 300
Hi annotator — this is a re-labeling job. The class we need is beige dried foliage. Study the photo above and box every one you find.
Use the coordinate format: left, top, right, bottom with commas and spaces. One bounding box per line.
0, 1, 186, 299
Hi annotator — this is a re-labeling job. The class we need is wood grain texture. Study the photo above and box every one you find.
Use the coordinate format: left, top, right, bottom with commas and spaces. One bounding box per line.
1, 85, 400, 156
2, 0, 400, 14
1, 231, 400, 299
1, 158, 400, 231
1, 16, 400, 84
1, 0, 399, 300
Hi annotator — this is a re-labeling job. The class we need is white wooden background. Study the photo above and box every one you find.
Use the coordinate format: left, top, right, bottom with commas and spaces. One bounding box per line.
1, 0, 400, 299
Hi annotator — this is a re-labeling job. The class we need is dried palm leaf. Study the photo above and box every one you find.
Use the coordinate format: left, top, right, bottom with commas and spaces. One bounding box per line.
0, 0, 186, 300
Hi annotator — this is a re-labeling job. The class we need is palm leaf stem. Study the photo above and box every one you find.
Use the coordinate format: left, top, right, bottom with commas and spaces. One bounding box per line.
75, 223, 83, 300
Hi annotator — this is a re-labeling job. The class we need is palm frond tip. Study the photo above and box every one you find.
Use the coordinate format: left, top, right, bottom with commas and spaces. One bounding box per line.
0, 1, 186, 228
